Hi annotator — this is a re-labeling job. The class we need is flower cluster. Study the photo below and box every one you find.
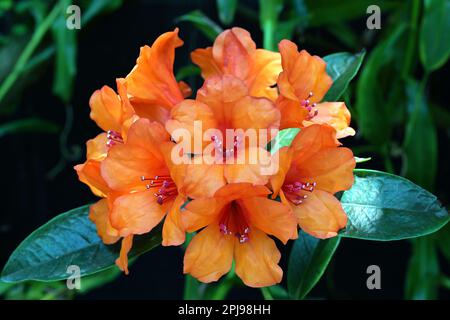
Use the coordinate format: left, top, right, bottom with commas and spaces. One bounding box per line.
75, 27, 355, 288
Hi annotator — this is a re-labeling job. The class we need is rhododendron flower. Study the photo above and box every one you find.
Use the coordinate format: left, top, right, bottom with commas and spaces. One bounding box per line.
165, 74, 280, 189
275, 40, 355, 138
182, 183, 297, 287
124, 28, 191, 124
193, 28, 354, 139
270, 124, 355, 238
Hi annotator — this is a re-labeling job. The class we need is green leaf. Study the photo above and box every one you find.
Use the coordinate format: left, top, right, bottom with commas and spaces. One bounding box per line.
354, 156, 371, 163
82, 0, 123, 24
355, 24, 406, 145
435, 222, 450, 261
288, 231, 341, 299
51, 0, 77, 103
305, 0, 400, 27
0, 117, 59, 138
217, 0, 237, 25
176, 65, 200, 81
78, 266, 122, 294
259, 0, 284, 51
1, 204, 161, 282
175, 10, 223, 42
323, 50, 366, 101
270, 128, 300, 154
340, 170, 449, 241
405, 237, 439, 299
261, 285, 290, 300
419, 0, 450, 72
403, 80, 437, 191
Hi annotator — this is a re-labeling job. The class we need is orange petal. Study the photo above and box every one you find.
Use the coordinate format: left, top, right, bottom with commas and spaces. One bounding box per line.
247, 49, 282, 101
234, 228, 282, 288
101, 119, 169, 192
183, 197, 226, 232
196, 75, 248, 128
178, 81, 192, 98
74, 134, 110, 197
115, 235, 133, 275
89, 86, 123, 133
231, 96, 280, 132
277, 40, 332, 103
241, 197, 298, 244
275, 96, 309, 130
269, 147, 293, 198
184, 224, 234, 283
110, 191, 166, 237
293, 189, 347, 239
162, 194, 186, 246
224, 147, 273, 185
214, 183, 271, 201
128, 99, 170, 125
126, 29, 184, 108
182, 163, 226, 198
191, 47, 221, 79
165, 99, 218, 150
89, 199, 120, 244
212, 27, 256, 80
302, 102, 355, 139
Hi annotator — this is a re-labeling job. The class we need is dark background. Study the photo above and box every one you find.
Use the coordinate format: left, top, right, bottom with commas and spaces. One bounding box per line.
0, 0, 449, 299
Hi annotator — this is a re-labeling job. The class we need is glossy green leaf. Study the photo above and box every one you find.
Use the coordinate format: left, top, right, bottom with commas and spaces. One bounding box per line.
420, 0, 450, 72
51, 0, 77, 103
340, 170, 449, 241
323, 50, 366, 101
217, 0, 237, 25
259, 0, 284, 51
405, 237, 439, 299
355, 24, 406, 145
78, 266, 122, 294
82, 0, 123, 24
0, 117, 59, 138
354, 156, 371, 163
175, 10, 223, 42
269, 128, 300, 154
287, 231, 341, 299
1, 204, 161, 282
403, 80, 437, 191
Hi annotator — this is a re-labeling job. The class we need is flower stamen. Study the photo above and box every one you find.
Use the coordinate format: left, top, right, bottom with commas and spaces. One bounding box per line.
300, 92, 319, 120
141, 175, 176, 204
106, 130, 124, 147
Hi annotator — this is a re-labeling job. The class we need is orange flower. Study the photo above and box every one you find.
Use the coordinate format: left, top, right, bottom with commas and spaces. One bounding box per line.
270, 124, 355, 238
183, 183, 297, 287
124, 28, 191, 124
191, 27, 282, 101
165, 74, 280, 191
276, 40, 355, 138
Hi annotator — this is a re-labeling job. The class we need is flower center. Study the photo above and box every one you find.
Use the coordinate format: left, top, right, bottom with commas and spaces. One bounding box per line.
106, 130, 124, 147
282, 181, 317, 205
210, 135, 240, 161
140, 175, 177, 204
219, 201, 250, 244
300, 92, 318, 120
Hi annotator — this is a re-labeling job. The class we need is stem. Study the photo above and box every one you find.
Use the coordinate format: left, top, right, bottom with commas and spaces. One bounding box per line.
402, 0, 420, 78
0, 1, 63, 105
260, 287, 274, 300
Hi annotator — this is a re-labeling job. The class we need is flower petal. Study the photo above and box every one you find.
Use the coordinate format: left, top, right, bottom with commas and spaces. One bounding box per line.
234, 228, 282, 288
125, 29, 184, 108
293, 189, 347, 239
275, 96, 309, 130
162, 194, 186, 246
110, 191, 166, 237
241, 197, 298, 244
247, 49, 282, 101
101, 119, 169, 192
183, 197, 226, 232
184, 224, 234, 283
277, 40, 332, 103
115, 235, 133, 275
89, 199, 120, 244
302, 102, 355, 139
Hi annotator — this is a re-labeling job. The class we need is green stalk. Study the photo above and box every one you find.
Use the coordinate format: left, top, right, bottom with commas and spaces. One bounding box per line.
402, 0, 421, 78
0, 1, 63, 105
